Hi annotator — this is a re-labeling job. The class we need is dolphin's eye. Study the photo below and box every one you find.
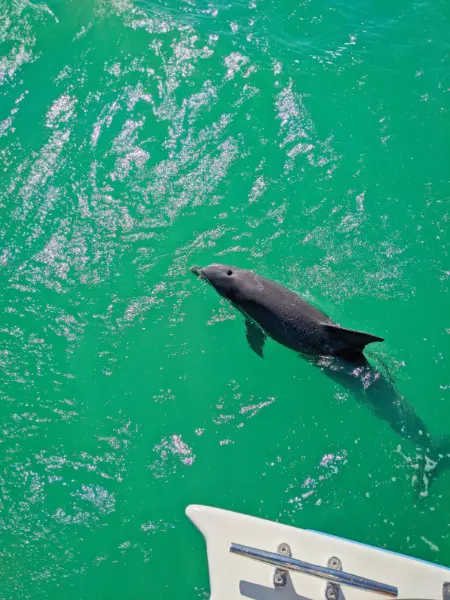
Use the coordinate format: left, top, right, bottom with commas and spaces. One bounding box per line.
227, 270, 233, 276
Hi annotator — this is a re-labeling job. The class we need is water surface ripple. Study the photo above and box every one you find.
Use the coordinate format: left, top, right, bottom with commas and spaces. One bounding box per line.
0, 0, 449, 597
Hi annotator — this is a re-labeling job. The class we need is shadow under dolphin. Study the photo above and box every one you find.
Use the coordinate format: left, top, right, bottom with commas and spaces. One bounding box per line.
309, 352, 450, 494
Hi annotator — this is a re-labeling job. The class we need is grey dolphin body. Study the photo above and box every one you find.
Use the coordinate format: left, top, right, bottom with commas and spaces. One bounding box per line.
191, 263, 383, 358
192, 263, 450, 491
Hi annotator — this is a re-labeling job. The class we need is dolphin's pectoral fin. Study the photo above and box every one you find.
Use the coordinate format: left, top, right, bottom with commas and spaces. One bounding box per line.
245, 319, 266, 358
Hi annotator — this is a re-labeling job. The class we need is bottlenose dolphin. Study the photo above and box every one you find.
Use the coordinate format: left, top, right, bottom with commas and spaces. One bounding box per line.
191, 263, 383, 358
191, 263, 450, 492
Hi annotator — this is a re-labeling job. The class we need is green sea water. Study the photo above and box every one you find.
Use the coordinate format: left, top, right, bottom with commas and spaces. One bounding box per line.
0, 0, 449, 597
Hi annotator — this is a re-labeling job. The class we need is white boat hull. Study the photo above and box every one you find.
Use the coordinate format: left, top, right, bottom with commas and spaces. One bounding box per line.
186, 504, 450, 600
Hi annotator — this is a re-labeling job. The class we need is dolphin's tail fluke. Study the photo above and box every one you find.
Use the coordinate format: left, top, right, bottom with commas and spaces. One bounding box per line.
414, 436, 450, 497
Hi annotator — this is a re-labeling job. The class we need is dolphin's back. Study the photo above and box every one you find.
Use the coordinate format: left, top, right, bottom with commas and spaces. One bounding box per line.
236, 273, 332, 353
236, 272, 382, 356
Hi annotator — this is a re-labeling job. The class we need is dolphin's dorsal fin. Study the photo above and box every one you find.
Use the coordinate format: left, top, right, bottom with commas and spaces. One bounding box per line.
323, 324, 384, 352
